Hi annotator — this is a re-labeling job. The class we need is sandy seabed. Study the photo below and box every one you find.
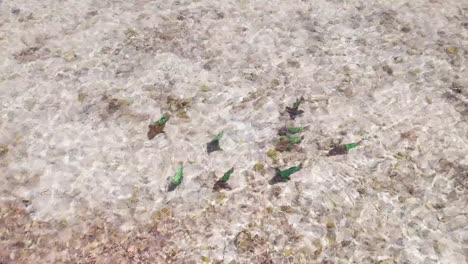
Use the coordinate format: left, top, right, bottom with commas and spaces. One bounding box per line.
0, 0, 467, 263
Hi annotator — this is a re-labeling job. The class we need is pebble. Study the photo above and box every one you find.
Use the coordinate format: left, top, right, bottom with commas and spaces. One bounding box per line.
382, 64, 394, 75
63, 51, 77, 62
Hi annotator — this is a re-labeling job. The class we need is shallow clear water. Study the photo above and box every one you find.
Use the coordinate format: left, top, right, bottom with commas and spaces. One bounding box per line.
0, 0, 467, 263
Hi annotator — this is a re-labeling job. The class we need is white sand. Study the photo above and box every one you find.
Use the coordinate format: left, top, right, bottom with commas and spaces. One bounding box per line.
1, 0, 467, 263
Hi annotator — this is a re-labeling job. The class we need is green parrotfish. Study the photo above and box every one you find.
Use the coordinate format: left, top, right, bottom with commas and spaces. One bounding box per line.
148, 114, 169, 140
168, 164, 183, 191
